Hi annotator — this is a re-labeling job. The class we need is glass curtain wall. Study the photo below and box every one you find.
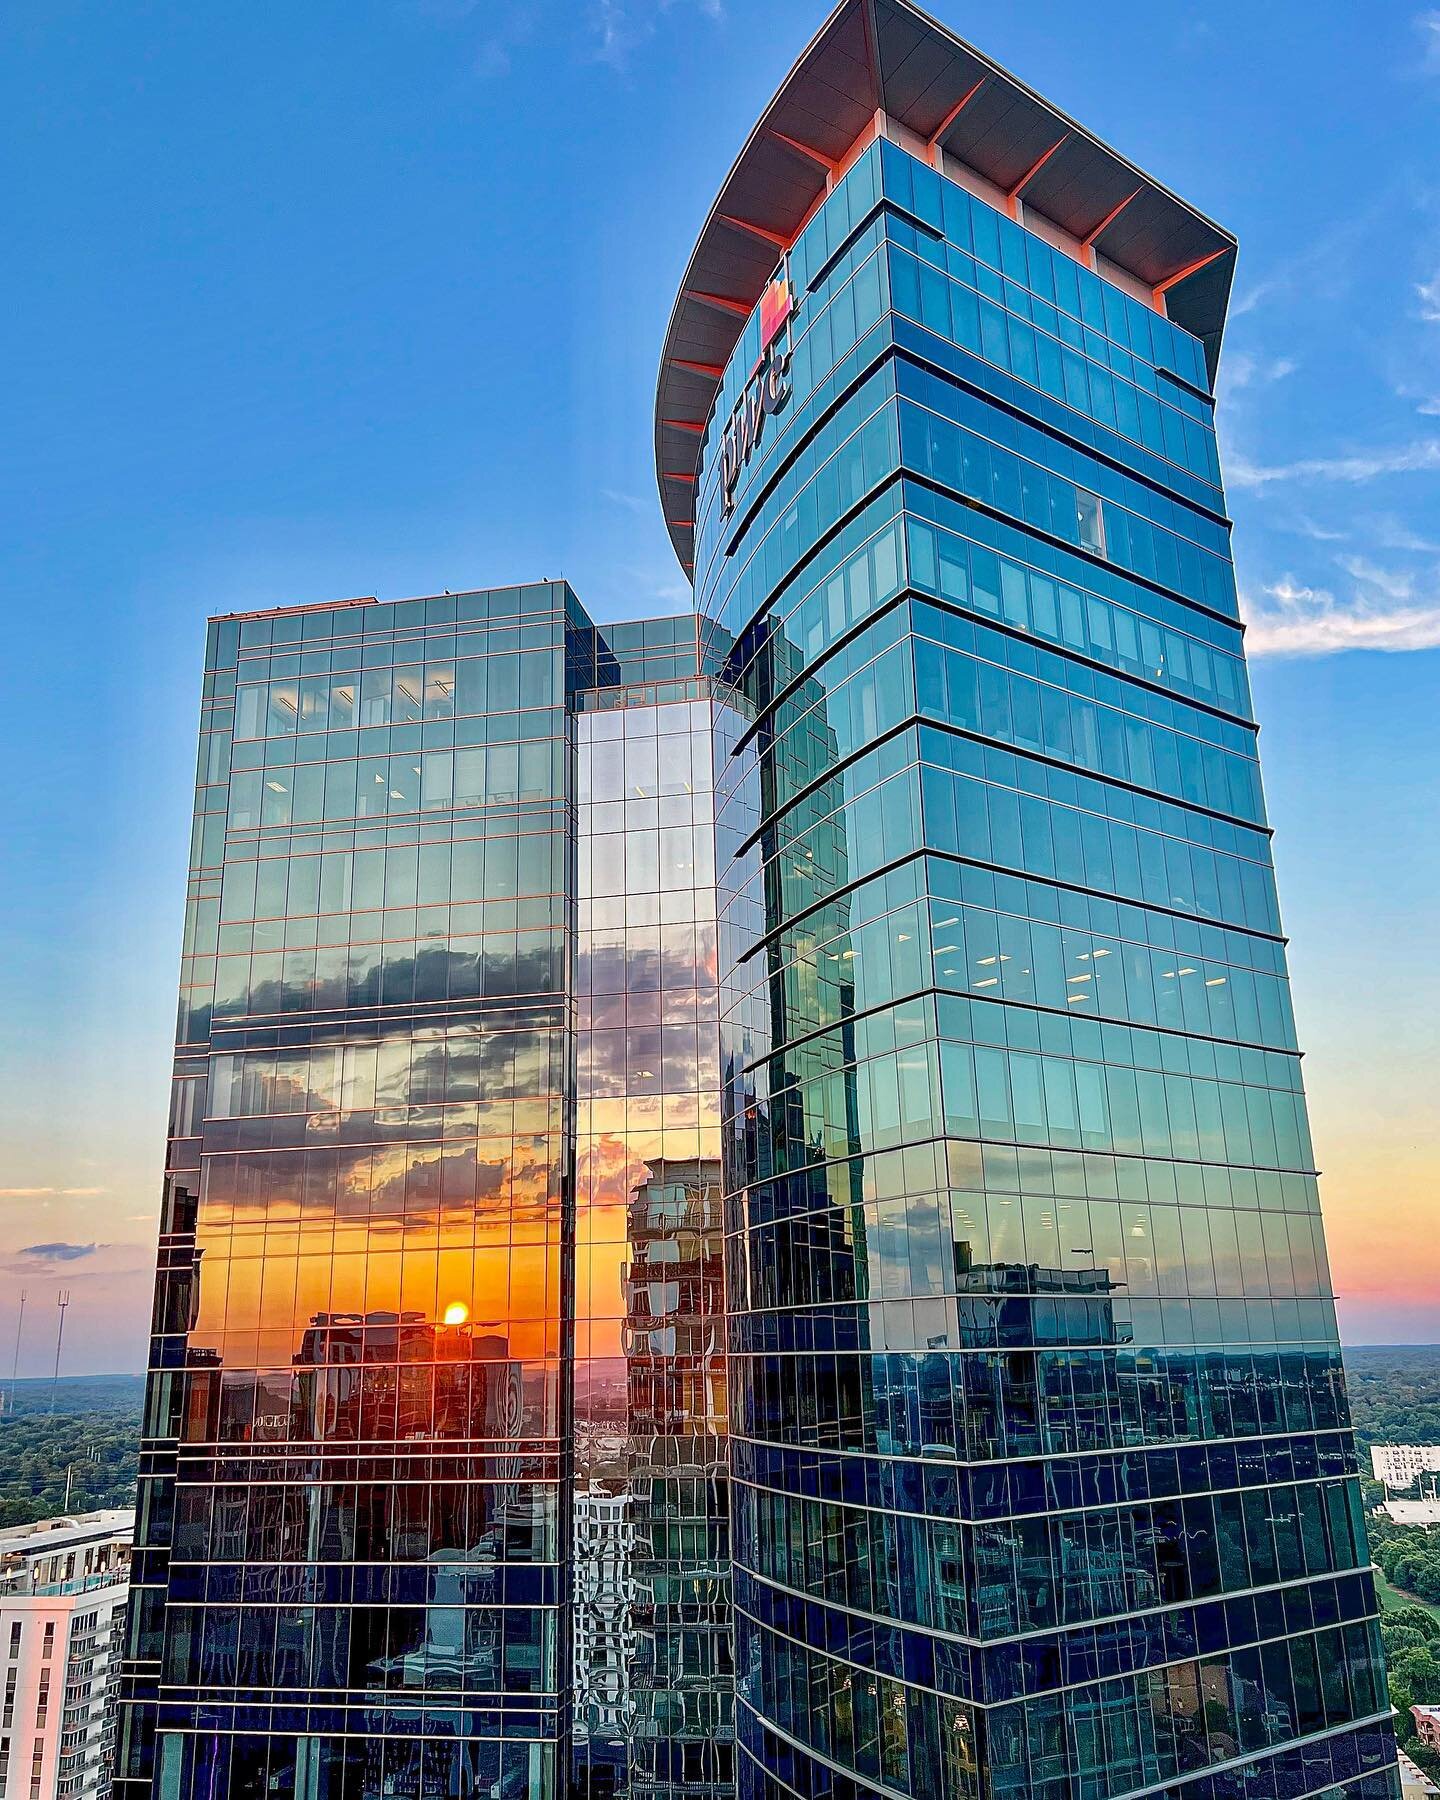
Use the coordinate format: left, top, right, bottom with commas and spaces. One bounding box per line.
571, 691, 733, 1800
701, 138, 1396, 1800
119, 585, 576, 1800
121, 593, 735, 1800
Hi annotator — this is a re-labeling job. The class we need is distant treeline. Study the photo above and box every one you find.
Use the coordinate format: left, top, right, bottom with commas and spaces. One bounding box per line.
0, 1351, 1435, 1542
1343, 1345, 1440, 1453
0, 1374, 144, 1528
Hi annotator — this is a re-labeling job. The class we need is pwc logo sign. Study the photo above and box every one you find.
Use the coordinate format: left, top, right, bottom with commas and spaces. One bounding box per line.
758, 275, 792, 354
718, 272, 795, 520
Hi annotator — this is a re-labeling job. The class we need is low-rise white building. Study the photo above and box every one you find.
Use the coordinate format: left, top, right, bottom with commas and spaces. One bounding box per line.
1372, 1445, 1440, 1489
0, 1511, 133, 1800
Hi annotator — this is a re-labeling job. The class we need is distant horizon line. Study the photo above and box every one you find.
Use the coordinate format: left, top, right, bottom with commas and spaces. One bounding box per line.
6, 1342, 1440, 1386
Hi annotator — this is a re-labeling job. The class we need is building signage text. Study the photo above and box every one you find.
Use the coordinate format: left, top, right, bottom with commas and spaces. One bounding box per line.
719, 275, 795, 520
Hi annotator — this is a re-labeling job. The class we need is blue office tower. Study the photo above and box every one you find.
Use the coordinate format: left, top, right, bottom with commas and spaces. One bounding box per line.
655, 3, 1399, 1797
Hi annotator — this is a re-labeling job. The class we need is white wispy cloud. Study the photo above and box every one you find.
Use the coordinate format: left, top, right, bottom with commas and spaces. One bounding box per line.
412, 0, 719, 78
1243, 570, 1440, 656
1229, 282, 1278, 323
592, 0, 631, 67
404, 0, 534, 77
0, 1187, 107, 1200
1418, 271, 1440, 323
1221, 352, 1297, 393
1392, 369, 1440, 415
601, 488, 649, 514
1372, 514, 1440, 553
1227, 439, 1440, 489
473, 12, 539, 78
1334, 554, 1418, 601
1418, 8, 1440, 74
1230, 209, 1378, 319
590, 0, 723, 71
1281, 513, 1350, 543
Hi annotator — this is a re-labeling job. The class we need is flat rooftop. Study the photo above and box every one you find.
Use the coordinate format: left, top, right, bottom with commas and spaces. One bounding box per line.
0, 1510, 134, 1559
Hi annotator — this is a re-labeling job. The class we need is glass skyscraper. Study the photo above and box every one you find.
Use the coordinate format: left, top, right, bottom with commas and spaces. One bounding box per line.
118, 592, 730, 1800
122, 4, 1397, 1799
665, 2, 1398, 1798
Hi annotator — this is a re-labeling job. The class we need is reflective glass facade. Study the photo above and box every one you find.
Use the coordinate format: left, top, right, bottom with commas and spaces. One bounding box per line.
573, 695, 732, 1798
122, 13, 1397, 1800
699, 135, 1398, 1800
119, 591, 730, 1800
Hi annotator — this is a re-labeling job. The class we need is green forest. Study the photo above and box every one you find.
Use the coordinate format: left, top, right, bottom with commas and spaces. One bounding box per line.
0, 1373, 144, 1527
1345, 1346, 1440, 1452
4, 1351, 1440, 1770
1342, 1345, 1440, 1774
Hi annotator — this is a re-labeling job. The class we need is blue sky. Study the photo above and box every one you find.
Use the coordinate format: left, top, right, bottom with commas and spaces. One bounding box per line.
0, 0, 1436, 1372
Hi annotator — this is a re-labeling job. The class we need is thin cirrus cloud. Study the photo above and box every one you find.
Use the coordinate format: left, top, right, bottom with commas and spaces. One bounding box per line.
463, 0, 724, 77
1243, 572, 1440, 657
590, 0, 724, 72
1220, 352, 1297, 394
1334, 553, 1422, 601
1227, 439, 1440, 490
1279, 514, 1349, 544
0, 1186, 107, 1198
1372, 516, 1440, 553
1228, 207, 1380, 321
600, 488, 649, 515
419, 0, 723, 80
1419, 9, 1440, 74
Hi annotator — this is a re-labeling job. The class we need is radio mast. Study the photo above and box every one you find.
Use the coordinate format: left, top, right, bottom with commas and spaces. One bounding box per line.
5, 1289, 26, 1417
49, 1290, 71, 1416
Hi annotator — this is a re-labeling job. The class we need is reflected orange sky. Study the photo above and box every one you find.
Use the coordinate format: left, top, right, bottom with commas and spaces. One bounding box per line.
1, 1033, 1430, 1370
1, 812, 1434, 1373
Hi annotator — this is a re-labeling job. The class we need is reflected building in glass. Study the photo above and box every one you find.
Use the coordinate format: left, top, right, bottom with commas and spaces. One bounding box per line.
572, 683, 732, 1799
657, 2, 1399, 1799
123, 4, 1396, 1800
